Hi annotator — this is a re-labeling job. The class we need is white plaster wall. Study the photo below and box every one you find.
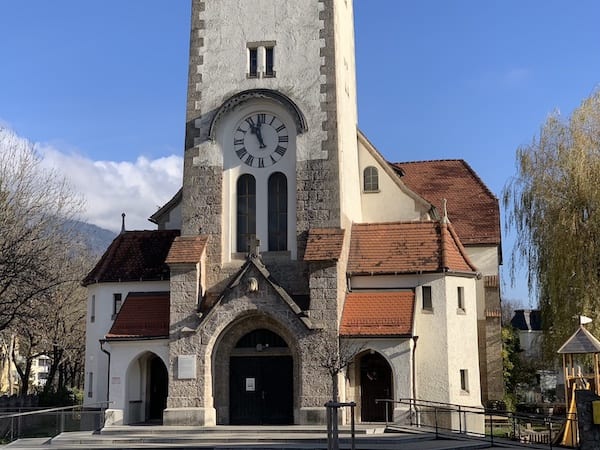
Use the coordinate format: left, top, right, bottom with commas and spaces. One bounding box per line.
193, 0, 327, 167
350, 273, 435, 291
443, 276, 482, 408
84, 281, 170, 407
217, 101, 297, 260
162, 203, 182, 230
465, 245, 499, 320
518, 330, 543, 360
357, 139, 428, 223
106, 340, 169, 425
465, 246, 498, 277
333, 0, 361, 225
413, 276, 450, 403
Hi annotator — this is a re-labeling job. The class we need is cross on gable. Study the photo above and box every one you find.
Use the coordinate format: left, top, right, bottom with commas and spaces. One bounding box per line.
247, 234, 260, 257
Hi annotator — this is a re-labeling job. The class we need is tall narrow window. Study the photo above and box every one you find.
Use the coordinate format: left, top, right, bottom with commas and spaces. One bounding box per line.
237, 174, 256, 252
363, 166, 379, 192
87, 372, 93, 398
460, 369, 469, 392
457, 286, 465, 312
248, 47, 258, 77
268, 172, 287, 251
90, 295, 96, 323
422, 286, 432, 311
112, 293, 122, 319
265, 46, 275, 77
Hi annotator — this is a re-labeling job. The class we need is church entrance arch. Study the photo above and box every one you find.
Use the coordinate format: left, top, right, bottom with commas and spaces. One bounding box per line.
359, 351, 393, 422
229, 328, 293, 424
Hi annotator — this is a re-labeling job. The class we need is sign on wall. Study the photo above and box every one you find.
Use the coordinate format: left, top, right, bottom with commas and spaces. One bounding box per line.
178, 355, 196, 379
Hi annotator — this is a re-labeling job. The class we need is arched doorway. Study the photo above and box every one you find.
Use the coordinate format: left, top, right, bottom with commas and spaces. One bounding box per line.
360, 352, 393, 422
229, 328, 293, 424
147, 355, 168, 422
126, 352, 168, 424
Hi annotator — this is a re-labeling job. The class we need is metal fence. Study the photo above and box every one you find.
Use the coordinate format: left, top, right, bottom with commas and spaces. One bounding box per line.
0, 402, 109, 444
376, 398, 577, 449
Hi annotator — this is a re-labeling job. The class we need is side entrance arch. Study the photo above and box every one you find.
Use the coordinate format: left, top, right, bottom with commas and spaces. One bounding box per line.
359, 352, 393, 422
125, 352, 168, 424
229, 328, 293, 424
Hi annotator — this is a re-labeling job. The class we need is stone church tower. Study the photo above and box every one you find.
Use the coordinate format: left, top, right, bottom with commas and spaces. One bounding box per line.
165, 0, 360, 425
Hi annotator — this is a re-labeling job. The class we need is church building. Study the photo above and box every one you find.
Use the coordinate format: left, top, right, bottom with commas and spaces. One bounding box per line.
83, 0, 502, 427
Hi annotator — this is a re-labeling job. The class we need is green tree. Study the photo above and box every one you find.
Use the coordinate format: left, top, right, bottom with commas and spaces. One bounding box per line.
503, 90, 600, 357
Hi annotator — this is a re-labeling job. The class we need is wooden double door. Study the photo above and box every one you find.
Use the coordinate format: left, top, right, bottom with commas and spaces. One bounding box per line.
230, 355, 293, 425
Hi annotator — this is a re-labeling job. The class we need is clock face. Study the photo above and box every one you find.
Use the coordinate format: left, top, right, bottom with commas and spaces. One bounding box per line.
233, 112, 288, 167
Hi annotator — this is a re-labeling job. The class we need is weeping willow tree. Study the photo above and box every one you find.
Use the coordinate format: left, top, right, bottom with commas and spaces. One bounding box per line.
503, 90, 600, 359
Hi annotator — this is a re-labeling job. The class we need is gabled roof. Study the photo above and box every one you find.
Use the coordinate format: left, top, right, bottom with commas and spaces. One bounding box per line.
392, 160, 500, 246
207, 256, 314, 329
511, 309, 542, 331
348, 221, 477, 275
166, 235, 208, 264
83, 230, 180, 286
340, 291, 414, 337
106, 292, 170, 340
304, 228, 345, 261
557, 326, 600, 354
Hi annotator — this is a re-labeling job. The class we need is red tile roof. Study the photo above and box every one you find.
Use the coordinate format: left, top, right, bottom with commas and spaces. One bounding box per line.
83, 230, 180, 286
106, 292, 170, 339
348, 221, 476, 275
340, 291, 414, 337
393, 160, 500, 246
304, 228, 345, 261
166, 235, 208, 264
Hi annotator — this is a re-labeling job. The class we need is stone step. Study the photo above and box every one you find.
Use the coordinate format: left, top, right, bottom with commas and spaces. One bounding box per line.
1, 425, 538, 450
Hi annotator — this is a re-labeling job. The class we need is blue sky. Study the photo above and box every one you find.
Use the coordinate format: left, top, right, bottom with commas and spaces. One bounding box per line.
2, 1, 600, 306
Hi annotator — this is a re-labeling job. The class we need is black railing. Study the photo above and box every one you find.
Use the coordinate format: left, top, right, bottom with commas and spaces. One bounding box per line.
0, 402, 110, 444
375, 398, 576, 449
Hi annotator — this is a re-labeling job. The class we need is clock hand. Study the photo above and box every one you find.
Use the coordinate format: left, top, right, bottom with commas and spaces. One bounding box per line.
255, 122, 266, 148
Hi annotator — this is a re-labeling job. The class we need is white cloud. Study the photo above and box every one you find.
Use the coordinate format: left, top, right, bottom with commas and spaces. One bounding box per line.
1, 127, 183, 232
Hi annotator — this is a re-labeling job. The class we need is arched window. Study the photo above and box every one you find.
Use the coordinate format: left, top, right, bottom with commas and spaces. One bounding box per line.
268, 172, 287, 251
363, 166, 379, 192
237, 174, 256, 252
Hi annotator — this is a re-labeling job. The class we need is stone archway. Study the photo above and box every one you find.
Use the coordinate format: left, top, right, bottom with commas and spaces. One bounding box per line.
359, 351, 393, 422
212, 314, 299, 425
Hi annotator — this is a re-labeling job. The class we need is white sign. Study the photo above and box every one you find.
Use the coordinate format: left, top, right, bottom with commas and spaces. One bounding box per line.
178, 355, 196, 379
111, 377, 121, 385
245, 377, 255, 391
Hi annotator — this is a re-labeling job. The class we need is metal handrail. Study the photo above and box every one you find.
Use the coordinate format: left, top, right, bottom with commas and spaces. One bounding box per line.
0, 401, 111, 419
374, 398, 574, 449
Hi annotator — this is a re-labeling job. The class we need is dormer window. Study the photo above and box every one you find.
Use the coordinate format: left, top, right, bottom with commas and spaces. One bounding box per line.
363, 166, 379, 192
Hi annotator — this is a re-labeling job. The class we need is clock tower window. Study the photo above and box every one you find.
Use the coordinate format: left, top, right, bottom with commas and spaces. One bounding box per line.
246, 43, 276, 78
248, 47, 258, 78
268, 172, 287, 251
236, 174, 256, 252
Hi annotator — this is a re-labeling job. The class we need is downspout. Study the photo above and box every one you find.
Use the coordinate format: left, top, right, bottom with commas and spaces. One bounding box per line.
99, 339, 111, 404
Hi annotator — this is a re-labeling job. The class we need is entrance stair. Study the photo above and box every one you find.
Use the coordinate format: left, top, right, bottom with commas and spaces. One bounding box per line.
2, 425, 545, 450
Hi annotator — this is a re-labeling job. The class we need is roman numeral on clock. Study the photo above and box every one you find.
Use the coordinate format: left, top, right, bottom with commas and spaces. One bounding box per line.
276, 124, 286, 132
236, 148, 248, 159
245, 155, 255, 166
257, 157, 265, 168
234, 138, 244, 146
257, 113, 266, 124
278, 135, 288, 143
275, 145, 286, 156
